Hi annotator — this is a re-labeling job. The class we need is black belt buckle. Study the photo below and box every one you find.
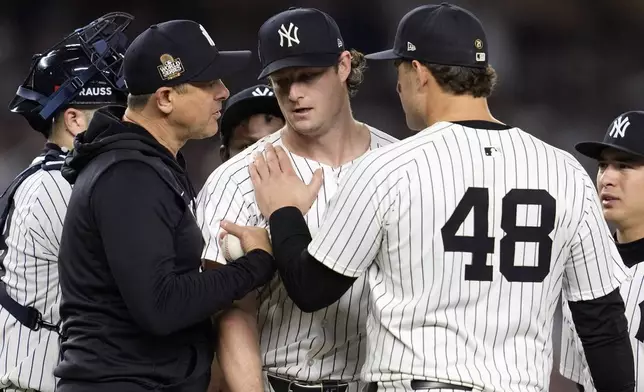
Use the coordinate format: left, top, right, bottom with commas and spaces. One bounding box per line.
267, 374, 348, 392
320, 385, 345, 392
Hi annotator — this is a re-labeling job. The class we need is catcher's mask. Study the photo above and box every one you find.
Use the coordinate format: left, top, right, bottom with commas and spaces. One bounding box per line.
8, 12, 134, 136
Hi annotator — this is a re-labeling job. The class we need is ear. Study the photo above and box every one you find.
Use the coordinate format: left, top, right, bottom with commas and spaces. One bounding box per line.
219, 144, 230, 162
337, 50, 352, 83
411, 60, 430, 89
62, 107, 89, 136
154, 87, 174, 115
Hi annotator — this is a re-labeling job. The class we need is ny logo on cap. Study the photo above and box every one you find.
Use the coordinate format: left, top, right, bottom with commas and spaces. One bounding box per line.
278, 23, 300, 47
609, 115, 630, 138
252, 87, 273, 96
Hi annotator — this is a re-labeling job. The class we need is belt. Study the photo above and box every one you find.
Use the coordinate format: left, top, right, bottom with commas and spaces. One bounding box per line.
267, 374, 349, 392
367, 380, 472, 391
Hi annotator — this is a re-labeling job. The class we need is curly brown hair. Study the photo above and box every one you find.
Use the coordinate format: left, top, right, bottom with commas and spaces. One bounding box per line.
425, 63, 498, 98
396, 60, 498, 98
334, 49, 367, 98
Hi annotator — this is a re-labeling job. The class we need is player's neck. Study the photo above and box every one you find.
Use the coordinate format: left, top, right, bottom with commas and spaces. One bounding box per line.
48, 127, 74, 151
282, 104, 370, 168
615, 224, 644, 244
424, 94, 501, 127
123, 108, 186, 158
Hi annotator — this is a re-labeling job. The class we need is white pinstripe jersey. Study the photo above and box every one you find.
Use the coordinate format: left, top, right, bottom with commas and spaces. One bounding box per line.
560, 253, 642, 391
0, 149, 70, 392
196, 126, 398, 387
305, 121, 630, 392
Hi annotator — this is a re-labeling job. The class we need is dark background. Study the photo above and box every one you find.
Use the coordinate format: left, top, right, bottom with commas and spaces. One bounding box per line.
2, 1, 642, 390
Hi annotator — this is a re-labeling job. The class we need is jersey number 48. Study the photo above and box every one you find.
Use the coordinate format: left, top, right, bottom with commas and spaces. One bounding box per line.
442, 187, 556, 283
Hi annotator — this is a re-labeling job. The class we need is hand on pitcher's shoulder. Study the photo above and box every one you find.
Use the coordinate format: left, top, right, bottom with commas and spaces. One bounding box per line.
249, 143, 323, 218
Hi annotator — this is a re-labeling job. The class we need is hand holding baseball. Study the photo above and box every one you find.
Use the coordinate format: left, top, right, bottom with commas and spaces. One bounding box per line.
219, 221, 272, 261
219, 233, 245, 262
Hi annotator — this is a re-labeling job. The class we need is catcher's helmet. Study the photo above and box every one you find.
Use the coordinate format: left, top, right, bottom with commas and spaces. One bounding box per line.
9, 12, 134, 136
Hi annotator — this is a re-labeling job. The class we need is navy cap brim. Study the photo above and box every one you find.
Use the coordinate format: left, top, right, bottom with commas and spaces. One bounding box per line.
365, 49, 402, 61
575, 141, 644, 160
258, 53, 340, 80
191, 50, 253, 82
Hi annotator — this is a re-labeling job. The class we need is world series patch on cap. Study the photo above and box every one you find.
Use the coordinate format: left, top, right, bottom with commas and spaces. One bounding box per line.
365, 2, 489, 69
124, 20, 253, 95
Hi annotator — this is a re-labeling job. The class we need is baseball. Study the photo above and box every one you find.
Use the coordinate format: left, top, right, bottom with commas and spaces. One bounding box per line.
221, 233, 245, 262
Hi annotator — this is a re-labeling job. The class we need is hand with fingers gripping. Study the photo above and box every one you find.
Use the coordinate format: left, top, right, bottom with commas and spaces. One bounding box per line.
219, 221, 273, 257
249, 143, 324, 218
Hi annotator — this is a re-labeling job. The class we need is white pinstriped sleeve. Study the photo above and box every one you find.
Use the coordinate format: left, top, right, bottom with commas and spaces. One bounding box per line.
564, 172, 631, 302
308, 153, 407, 277
559, 298, 596, 391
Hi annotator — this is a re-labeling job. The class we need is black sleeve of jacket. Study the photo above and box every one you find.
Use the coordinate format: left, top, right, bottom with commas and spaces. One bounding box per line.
268, 206, 357, 312
568, 288, 634, 392
91, 161, 276, 336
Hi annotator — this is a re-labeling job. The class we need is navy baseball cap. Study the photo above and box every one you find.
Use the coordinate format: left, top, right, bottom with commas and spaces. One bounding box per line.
124, 20, 253, 95
257, 8, 345, 79
366, 3, 488, 69
220, 84, 282, 144
576, 111, 644, 160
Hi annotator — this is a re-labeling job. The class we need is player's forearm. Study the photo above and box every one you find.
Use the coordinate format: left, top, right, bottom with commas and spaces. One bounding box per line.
269, 206, 357, 312
207, 356, 228, 392
569, 289, 635, 392
114, 250, 275, 336
217, 306, 264, 392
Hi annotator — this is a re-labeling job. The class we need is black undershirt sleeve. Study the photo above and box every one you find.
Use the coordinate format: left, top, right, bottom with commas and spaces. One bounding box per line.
269, 206, 357, 312
568, 289, 634, 392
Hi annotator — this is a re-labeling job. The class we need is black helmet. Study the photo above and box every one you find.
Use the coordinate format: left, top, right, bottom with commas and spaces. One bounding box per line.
220, 84, 282, 148
9, 12, 134, 136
